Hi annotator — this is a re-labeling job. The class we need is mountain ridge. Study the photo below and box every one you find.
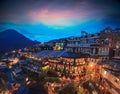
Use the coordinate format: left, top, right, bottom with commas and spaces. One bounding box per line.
0, 29, 40, 55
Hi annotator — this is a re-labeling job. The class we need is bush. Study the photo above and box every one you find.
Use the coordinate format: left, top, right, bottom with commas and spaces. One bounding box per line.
20, 55, 26, 60
59, 82, 77, 94
28, 72, 39, 80
47, 70, 58, 77
44, 77, 60, 83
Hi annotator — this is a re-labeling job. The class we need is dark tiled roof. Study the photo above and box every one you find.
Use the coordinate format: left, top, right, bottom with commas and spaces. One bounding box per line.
62, 52, 90, 58
33, 50, 90, 58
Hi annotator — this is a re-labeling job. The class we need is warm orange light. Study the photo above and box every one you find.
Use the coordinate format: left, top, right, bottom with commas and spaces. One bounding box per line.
74, 76, 79, 81
90, 64, 93, 67
104, 70, 107, 75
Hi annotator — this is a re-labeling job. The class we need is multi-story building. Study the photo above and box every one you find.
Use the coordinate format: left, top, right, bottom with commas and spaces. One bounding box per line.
112, 28, 120, 58
46, 38, 68, 51
65, 27, 120, 60
99, 27, 120, 60
65, 33, 100, 56
97, 27, 113, 60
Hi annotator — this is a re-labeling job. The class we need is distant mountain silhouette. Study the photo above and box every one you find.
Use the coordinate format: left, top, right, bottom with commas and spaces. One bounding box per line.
0, 29, 40, 55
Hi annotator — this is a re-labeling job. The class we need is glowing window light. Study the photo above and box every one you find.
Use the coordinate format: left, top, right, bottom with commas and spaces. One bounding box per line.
90, 64, 93, 67
104, 70, 107, 75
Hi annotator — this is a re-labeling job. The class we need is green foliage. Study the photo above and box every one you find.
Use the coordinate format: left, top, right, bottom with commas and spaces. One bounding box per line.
44, 77, 60, 83
0, 72, 7, 91
47, 70, 58, 77
77, 87, 85, 94
20, 55, 26, 60
27, 72, 38, 80
59, 82, 77, 94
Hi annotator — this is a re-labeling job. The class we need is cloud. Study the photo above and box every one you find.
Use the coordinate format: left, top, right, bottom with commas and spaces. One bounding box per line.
0, 0, 120, 41
27, 6, 104, 26
0, 0, 120, 26
28, 9, 75, 26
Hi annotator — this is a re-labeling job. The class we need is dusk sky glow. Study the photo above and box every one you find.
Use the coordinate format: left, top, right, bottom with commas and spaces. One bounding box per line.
0, 0, 120, 42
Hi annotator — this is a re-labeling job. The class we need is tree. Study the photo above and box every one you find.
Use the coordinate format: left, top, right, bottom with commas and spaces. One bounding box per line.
0, 71, 8, 92
59, 82, 77, 94
44, 77, 60, 83
20, 55, 26, 60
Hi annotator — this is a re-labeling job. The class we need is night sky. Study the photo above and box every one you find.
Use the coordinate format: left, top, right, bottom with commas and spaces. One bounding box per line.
0, 0, 120, 42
